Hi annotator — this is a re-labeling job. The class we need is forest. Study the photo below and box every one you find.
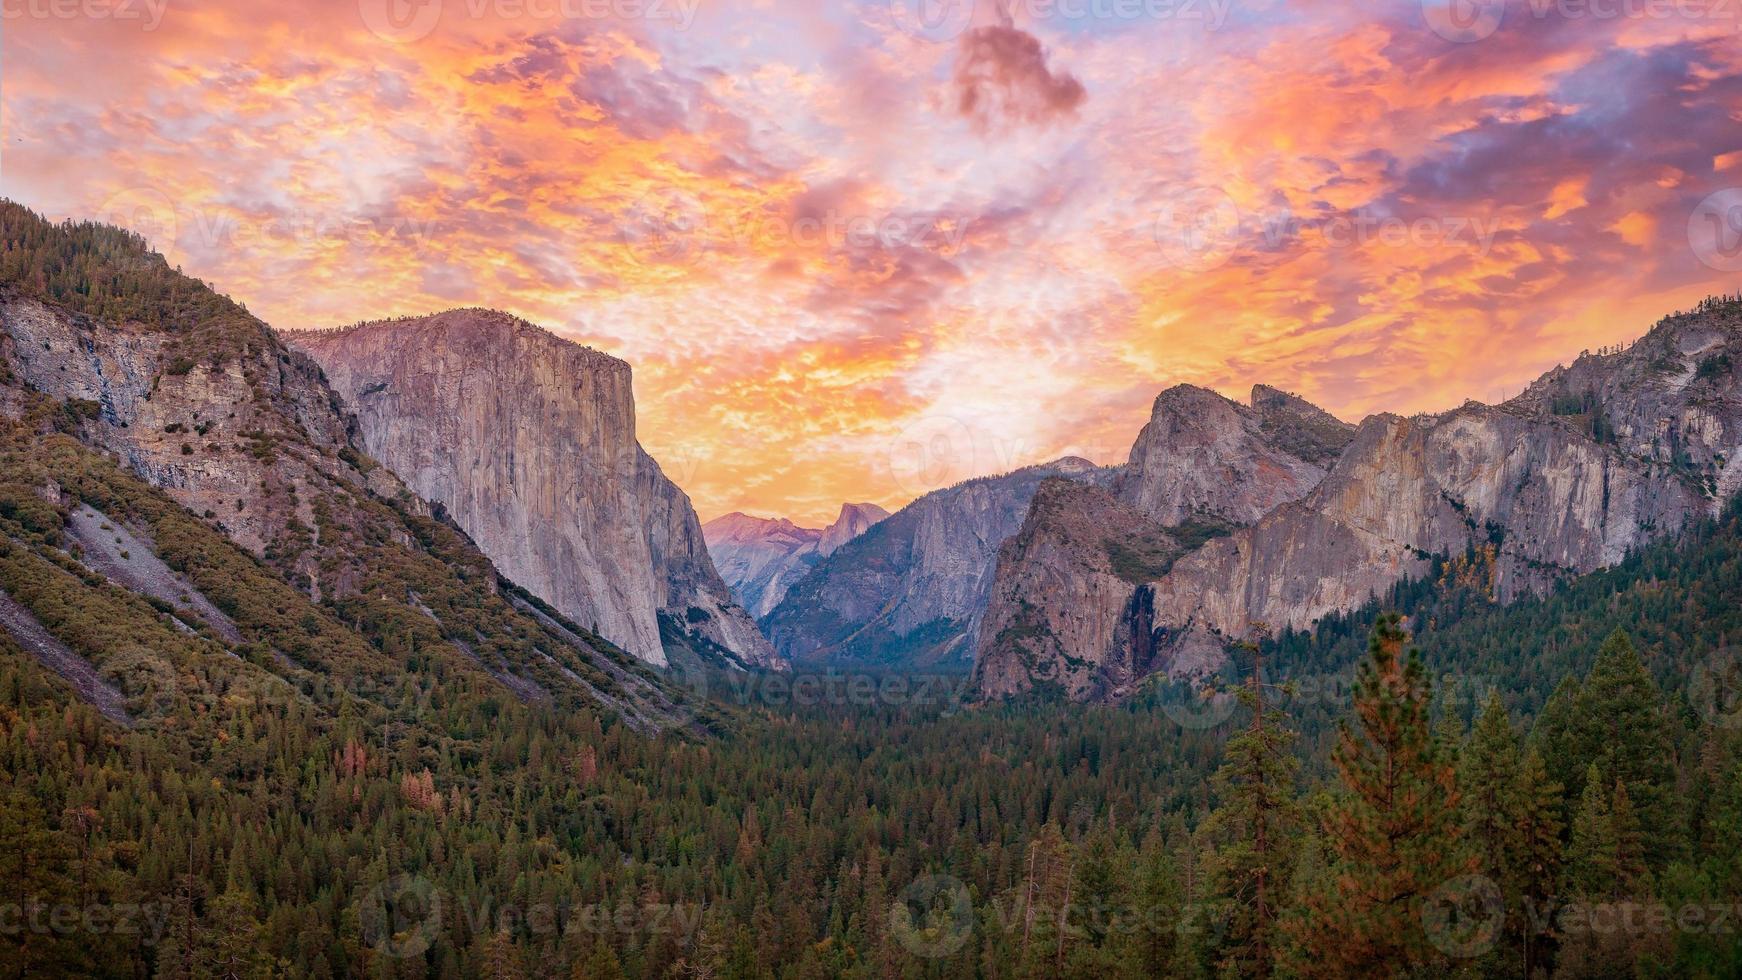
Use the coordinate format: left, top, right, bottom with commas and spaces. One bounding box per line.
0, 207, 1739, 978
1, 435, 1738, 977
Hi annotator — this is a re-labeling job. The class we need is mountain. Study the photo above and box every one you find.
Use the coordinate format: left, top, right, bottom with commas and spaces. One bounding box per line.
972, 479, 1184, 701
973, 384, 1355, 698
0, 201, 703, 732
285, 311, 778, 670
974, 301, 1742, 701
703, 502, 889, 618
1112, 383, 1356, 525
761, 457, 1114, 666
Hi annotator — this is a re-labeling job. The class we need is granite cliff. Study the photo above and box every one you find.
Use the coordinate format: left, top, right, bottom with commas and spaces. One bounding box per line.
975, 385, 1353, 698
0, 203, 700, 731
975, 303, 1742, 702
287, 311, 779, 670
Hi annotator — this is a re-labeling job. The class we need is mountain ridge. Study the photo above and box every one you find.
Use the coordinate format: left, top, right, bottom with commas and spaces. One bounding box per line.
973, 298, 1742, 702
286, 308, 780, 670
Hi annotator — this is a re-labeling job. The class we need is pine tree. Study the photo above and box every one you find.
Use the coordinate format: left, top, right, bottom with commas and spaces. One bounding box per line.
1458, 692, 1533, 976
200, 889, 271, 980
1609, 779, 1650, 898
1284, 614, 1471, 977
1530, 675, 1581, 798
1205, 632, 1299, 978
1127, 828, 1183, 977
1514, 748, 1563, 978
1568, 630, 1681, 866
0, 789, 86, 976
1564, 763, 1616, 897
1459, 692, 1523, 887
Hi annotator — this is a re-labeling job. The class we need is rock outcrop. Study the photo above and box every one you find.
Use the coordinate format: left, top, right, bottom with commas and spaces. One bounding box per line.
287, 310, 779, 670
975, 302, 1742, 702
1113, 383, 1355, 525
974, 386, 1352, 699
0, 202, 701, 730
703, 503, 890, 619
972, 480, 1181, 701
762, 457, 1114, 666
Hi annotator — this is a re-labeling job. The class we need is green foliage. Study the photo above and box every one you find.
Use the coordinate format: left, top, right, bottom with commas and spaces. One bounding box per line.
1283, 615, 1472, 977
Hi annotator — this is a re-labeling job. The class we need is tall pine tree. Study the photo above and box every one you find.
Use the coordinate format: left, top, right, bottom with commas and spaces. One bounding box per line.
1283, 614, 1471, 977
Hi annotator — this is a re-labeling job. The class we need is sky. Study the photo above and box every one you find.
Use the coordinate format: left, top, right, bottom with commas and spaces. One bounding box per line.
5, 0, 1742, 525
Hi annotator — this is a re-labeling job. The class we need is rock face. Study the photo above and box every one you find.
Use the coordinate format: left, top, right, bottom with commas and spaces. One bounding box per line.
975, 303, 1742, 702
972, 480, 1180, 701
0, 293, 385, 588
703, 503, 889, 619
287, 310, 778, 670
1113, 384, 1355, 525
0, 202, 701, 731
974, 386, 1351, 699
762, 457, 1114, 666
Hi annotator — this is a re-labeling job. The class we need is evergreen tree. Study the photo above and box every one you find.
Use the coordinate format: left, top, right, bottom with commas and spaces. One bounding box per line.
1514, 749, 1564, 978
1564, 764, 1616, 898
200, 889, 272, 980
1128, 828, 1183, 978
1568, 631, 1681, 866
1205, 633, 1299, 978
1608, 779, 1650, 898
1284, 614, 1471, 977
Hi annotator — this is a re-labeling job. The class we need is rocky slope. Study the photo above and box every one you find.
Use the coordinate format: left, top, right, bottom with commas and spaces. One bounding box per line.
974, 385, 1353, 698
762, 457, 1114, 666
0, 201, 703, 731
703, 503, 889, 618
287, 311, 779, 670
976, 300, 1742, 702
972, 479, 1182, 701
1113, 383, 1355, 525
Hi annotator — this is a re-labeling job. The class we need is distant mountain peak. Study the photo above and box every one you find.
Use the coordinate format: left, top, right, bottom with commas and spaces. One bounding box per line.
704, 501, 890, 620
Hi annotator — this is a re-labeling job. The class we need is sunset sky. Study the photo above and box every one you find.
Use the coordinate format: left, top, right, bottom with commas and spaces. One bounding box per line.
6, 0, 1742, 524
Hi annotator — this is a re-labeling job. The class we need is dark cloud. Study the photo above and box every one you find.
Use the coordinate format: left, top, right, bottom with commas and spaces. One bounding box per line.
952, 25, 1086, 132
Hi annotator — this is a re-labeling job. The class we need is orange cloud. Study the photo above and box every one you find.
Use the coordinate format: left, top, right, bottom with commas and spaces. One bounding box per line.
5, 0, 1741, 525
